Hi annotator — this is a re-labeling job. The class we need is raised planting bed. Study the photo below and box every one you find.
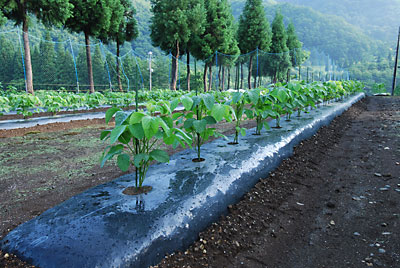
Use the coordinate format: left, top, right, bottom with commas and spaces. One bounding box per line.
0, 93, 364, 268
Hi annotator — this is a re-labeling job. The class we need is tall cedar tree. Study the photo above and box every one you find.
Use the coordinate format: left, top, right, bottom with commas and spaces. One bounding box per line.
56, 45, 75, 86
191, 0, 237, 91
268, 11, 290, 82
37, 32, 57, 88
65, 0, 120, 93
150, 0, 191, 90
185, 0, 206, 91
0, 10, 5, 25
0, 36, 15, 84
0, 0, 72, 94
237, 0, 270, 89
99, 0, 138, 91
286, 21, 307, 79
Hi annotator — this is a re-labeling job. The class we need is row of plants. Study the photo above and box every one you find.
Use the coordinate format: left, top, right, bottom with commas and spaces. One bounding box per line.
100, 80, 364, 190
0, 88, 192, 117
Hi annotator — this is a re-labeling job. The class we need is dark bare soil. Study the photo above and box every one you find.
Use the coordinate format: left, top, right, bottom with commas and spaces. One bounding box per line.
1, 96, 399, 268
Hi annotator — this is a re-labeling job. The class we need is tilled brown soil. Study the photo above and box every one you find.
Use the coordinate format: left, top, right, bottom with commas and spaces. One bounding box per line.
1, 96, 399, 267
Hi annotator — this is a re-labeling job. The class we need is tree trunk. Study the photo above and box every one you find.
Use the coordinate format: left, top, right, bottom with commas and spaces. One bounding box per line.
116, 39, 123, 92
253, 73, 257, 89
171, 41, 179, 90
22, 16, 34, 95
227, 67, 231, 89
208, 64, 212, 91
84, 32, 95, 93
298, 66, 301, 80
234, 65, 238, 90
221, 66, 226, 91
203, 63, 208, 92
287, 69, 290, 82
248, 54, 254, 89
240, 63, 244, 89
186, 50, 191, 91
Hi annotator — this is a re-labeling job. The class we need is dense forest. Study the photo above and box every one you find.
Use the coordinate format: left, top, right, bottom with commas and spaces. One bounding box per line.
0, 0, 397, 91
274, 0, 400, 42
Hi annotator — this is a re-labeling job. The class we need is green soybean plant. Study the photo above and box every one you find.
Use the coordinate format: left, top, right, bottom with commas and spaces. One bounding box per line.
227, 91, 247, 144
0, 96, 10, 116
269, 87, 290, 128
100, 99, 192, 189
244, 88, 274, 135
175, 93, 234, 162
288, 82, 315, 117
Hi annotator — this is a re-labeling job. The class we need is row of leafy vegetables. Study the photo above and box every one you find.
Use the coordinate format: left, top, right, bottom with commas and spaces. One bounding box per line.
0, 89, 187, 117
99, 80, 364, 188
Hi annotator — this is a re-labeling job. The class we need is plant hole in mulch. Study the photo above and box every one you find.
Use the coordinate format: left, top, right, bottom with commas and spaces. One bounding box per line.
272, 126, 283, 129
192, 158, 205, 163
122, 186, 153, 195
227, 142, 239, 145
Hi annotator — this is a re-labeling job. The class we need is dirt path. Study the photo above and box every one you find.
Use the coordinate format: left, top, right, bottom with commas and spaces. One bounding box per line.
1, 96, 399, 267
154, 96, 400, 268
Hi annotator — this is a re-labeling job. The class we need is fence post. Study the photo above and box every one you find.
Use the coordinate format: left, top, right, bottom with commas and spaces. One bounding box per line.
119, 57, 129, 91
215, 51, 219, 92
68, 38, 80, 93
256, 47, 259, 88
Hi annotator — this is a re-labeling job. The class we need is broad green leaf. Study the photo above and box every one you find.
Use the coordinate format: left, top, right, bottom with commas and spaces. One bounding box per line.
105, 107, 120, 124
100, 130, 111, 140
128, 124, 144, 140
201, 94, 215, 110
231, 92, 242, 104
227, 105, 236, 121
173, 128, 192, 147
183, 118, 195, 130
170, 98, 179, 111
134, 153, 149, 168
110, 125, 127, 144
142, 115, 159, 139
154, 130, 164, 139
211, 104, 226, 122
277, 88, 288, 103
193, 119, 207, 133
172, 112, 183, 120
181, 96, 194, 111
192, 96, 201, 108
263, 122, 271, 130
244, 109, 254, 119
158, 118, 171, 135
248, 89, 260, 105
161, 116, 173, 128
203, 115, 217, 125
115, 111, 131, 126
117, 154, 130, 172
240, 128, 246, 136
163, 134, 175, 145
129, 112, 146, 125
100, 144, 124, 167
118, 130, 133, 144
149, 149, 169, 163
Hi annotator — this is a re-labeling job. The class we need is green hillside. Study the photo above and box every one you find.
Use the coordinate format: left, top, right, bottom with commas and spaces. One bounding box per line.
230, 1, 386, 65
273, 0, 400, 43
